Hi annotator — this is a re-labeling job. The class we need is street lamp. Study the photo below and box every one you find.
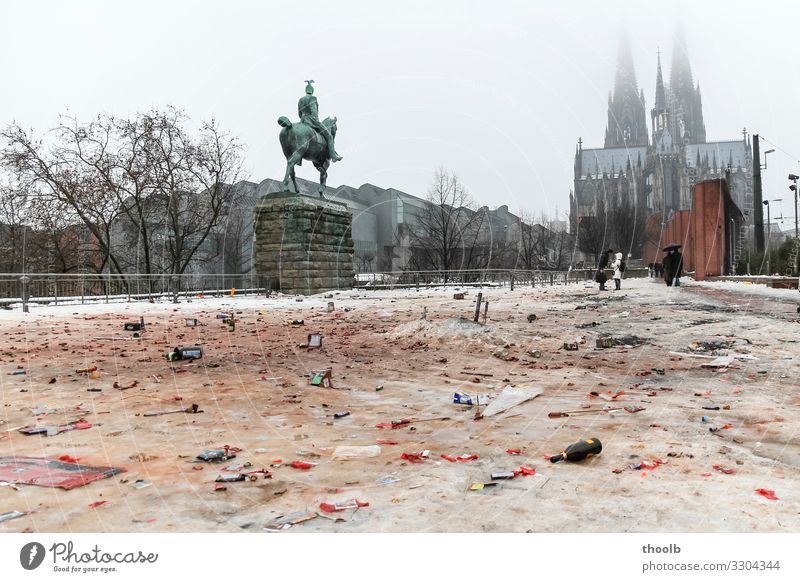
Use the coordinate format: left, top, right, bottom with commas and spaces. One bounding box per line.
762, 149, 776, 169
763, 200, 771, 275
789, 174, 799, 239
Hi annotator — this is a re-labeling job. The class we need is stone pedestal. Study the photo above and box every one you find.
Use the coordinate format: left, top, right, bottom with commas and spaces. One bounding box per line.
254, 191, 354, 295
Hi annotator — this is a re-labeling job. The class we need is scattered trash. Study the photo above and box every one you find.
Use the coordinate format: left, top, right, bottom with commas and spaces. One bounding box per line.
401, 451, 430, 463
332, 445, 381, 459
196, 446, 240, 462
375, 384, 384, 392
308, 333, 323, 349
755, 488, 779, 501
291, 319, 304, 326
9, 369, 26, 376
289, 460, 316, 470
440, 454, 478, 462
0, 511, 27, 523
624, 406, 645, 414
453, 293, 465, 300
327, 302, 335, 312
482, 385, 542, 418
319, 499, 369, 513
453, 392, 473, 405
596, 337, 614, 349
112, 380, 139, 390
549, 407, 619, 418
19, 420, 93, 437
185, 318, 199, 327
264, 511, 318, 531
123, 318, 145, 332
506, 449, 522, 455
712, 465, 735, 475
701, 356, 736, 369
549, 438, 602, 463
527, 313, 537, 322
310, 368, 333, 388
76, 366, 98, 374
165, 346, 203, 361
0, 456, 125, 489
563, 342, 578, 351
88, 500, 108, 508
333, 411, 350, 419
376, 439, 398, 446
144, 403, 203, 417
376, 474, 400, 485
129, 480, 151, 489
468, 482, 498, 491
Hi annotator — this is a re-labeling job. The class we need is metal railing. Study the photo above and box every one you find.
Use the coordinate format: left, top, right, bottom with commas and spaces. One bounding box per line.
0, 272, 270, 307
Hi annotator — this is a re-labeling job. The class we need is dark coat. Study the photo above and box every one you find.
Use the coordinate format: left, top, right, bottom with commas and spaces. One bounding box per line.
598, 253, 610, 270
663, 251, 684, 282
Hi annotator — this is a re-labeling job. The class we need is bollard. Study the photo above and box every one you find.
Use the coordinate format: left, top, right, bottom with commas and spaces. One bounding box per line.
230, 287, 235, 297
473, 292, 483, 323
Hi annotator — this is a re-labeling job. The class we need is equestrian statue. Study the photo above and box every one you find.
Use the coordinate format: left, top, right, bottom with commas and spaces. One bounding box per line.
278, 80, 343, 197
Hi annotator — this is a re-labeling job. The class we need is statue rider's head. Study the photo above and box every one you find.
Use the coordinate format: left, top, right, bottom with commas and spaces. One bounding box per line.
304, 80, 315, 95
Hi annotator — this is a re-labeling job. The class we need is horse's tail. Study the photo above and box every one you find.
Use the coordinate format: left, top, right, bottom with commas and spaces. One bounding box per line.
277, 116, 292, 128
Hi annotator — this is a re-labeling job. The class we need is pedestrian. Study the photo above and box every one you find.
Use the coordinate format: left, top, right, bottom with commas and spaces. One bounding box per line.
595, 249, 613, 291
673, 248, 683, 287
612, 252, 624, 290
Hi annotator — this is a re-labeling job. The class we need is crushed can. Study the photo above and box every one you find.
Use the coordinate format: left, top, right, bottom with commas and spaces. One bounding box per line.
124, 318, 145, 332
563, 342, 579, 351
333, 411, 350, 419
327, 302, 335, 312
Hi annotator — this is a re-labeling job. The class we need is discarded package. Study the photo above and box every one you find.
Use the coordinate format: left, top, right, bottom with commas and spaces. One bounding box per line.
196, 446, 240, 462
319, 499, 369, 513
453, 293, 465, 300
291, 319, 305, 326
481, 385, 543, 418
327, 301, 335, 312
491, 466, 537, 480
563, 342, 578, 351
185, 318, 199, 327
0, 456, 125, 490
76, 366, 98, 374
333, 411, 350, 419
549, 438, 602, 463
596, 337, 614, 349
332, 445, 381, 459
310, 368, 333, 387
453, 392, 473, 405
123, 318, 145, 332
289, 460, 317, 470
19, 420, 92, 437
755, 488, 779, 501
308, 333, 323, 349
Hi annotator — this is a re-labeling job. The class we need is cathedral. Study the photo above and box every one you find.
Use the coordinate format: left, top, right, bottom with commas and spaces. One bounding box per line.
571, 31, 754, 244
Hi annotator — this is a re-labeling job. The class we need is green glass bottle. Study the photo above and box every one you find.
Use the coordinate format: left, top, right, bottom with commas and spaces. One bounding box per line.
550, 438, 602, 463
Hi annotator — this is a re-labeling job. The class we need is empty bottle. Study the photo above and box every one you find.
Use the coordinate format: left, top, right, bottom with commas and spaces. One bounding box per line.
549, 437, 602, 463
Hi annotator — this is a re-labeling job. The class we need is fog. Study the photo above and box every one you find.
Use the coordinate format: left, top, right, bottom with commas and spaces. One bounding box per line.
1, 0, 798, 224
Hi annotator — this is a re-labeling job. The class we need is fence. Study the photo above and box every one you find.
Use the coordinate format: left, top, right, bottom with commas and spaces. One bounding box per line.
0, 273, 270, 306
0, 268, 651, 307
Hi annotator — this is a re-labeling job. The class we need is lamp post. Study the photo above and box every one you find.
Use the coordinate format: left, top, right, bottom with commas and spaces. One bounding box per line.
19, 275, 31, 313
763, 200, 771, 275
789, 174, 799, 239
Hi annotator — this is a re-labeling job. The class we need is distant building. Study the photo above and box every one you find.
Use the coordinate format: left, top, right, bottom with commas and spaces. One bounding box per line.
572, 31, 754, 244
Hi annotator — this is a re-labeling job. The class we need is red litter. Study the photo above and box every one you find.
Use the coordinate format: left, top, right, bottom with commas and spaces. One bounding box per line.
319, 499, 369, 513
514, 466, 536, 477
88, 501, 107, 508
58, 455, 79, 464
712, 465, 734, 475
401, 452, 428, 464
506, 449, 522, 455
376, 440, 399, 446
289, 460, 316, 470
755, 488, 779, 501
440, 454, 478, 463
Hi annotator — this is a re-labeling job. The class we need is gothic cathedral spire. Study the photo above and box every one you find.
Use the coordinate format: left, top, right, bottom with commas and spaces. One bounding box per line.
604, 32, 648, 148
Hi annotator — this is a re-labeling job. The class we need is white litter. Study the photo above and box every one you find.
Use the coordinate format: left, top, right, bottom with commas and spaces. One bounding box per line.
332, 445, 381, 460
481, 385, 543, 417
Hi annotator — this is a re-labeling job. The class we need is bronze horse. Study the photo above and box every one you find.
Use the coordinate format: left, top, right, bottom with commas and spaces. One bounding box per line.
277, 116, 338, 197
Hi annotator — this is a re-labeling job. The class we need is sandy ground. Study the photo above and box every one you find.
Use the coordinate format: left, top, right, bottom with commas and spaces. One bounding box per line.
1, 277, 799, 533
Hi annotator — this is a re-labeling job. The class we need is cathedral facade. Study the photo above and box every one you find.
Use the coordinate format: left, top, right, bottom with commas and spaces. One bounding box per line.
571, 32, 754, 246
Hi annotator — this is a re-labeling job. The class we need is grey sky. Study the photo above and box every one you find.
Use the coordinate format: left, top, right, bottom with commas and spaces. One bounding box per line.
1, 0, 798, 226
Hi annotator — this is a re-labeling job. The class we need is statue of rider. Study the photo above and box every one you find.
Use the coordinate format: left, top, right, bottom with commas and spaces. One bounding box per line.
298, 80, 342, 162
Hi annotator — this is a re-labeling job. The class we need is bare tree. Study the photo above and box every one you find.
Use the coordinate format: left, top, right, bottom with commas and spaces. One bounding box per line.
0, 180, 28, 272
607, 197, 646, 259
577, 196, 611, 264
1, 109, 245, 276
409, 168, 480, 281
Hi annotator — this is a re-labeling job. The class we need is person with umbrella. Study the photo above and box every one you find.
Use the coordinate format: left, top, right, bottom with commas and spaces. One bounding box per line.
662, 244, 683, 287
595, 249, 613, 290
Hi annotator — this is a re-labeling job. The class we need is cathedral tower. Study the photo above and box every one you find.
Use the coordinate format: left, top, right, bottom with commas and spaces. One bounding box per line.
604, 34, 648, 148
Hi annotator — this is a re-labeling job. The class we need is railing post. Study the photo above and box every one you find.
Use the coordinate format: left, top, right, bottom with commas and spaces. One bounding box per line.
510, 273, 514, 291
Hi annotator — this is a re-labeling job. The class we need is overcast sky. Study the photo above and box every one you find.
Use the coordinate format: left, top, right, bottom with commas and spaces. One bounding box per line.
2, 0, 799, 226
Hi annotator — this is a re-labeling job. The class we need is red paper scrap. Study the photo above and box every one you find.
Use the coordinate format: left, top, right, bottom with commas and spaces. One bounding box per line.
441, 454, 478, 463
289, 460, 315, 470
506, 449, 522, 455
755, 488, 778, 500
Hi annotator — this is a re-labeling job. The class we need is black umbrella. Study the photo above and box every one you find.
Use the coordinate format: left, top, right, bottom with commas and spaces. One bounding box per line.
663, 243, 682, 251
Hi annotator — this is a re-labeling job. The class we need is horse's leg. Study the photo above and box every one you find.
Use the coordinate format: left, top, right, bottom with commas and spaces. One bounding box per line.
290, 166, 300, 194
283, 151, 303, 192
318, 160, 330, 197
